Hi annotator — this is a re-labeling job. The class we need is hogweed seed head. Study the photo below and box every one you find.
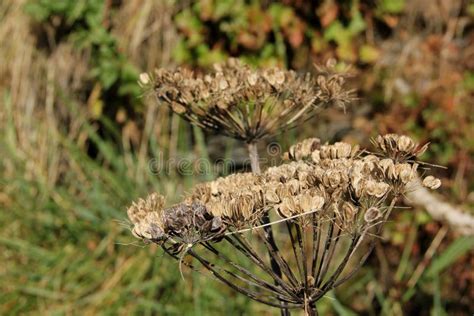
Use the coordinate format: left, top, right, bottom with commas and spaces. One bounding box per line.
126, 134, 442, 312
373, 134, 428, 161
144, 59, 354, 142
127, 192, 165, 225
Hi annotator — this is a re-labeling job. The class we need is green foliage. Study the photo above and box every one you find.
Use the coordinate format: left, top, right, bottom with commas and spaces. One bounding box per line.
0, 93, 254, 314
425, 237, 474, 279
377, 0, 406, 14
24, 0, 141, 114
172, 0, 384, 67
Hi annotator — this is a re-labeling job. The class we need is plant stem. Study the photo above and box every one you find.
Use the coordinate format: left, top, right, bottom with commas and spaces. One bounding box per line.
304, 298, 317, 316
247, 142, 261, 174
246, 141, 290, 316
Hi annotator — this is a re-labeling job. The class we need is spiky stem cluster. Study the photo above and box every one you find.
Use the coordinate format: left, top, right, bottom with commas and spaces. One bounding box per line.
127, 134, 441, 314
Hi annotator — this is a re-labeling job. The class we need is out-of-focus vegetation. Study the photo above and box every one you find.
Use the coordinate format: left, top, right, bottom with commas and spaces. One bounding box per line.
0, 0, 472, 315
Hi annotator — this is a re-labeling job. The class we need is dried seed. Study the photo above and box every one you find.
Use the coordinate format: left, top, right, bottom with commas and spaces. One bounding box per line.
422, 176, 442, 190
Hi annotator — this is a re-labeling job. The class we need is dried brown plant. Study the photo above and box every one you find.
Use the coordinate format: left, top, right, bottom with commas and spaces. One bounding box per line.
127, 134, 441, 315
141, 58, 354, 143
137, 58, 356, 315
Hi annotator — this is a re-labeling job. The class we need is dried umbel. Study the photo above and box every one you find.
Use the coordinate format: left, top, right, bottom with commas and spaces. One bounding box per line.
283, 138, 320, 161
129, 194, 225, 248
126, 135, 441, 314
141, 58, 354, 142
372, 134, 428, 161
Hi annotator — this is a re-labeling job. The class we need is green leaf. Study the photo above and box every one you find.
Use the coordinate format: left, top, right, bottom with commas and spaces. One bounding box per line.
348, 9, 366, 35
378, 0, 406, 14
330, 294, 358, 316
425, 236, 474, 278
24, 2, 51, 21
359, 45, 380, 63
67, 0, 88, 24
324, 21, 347, 43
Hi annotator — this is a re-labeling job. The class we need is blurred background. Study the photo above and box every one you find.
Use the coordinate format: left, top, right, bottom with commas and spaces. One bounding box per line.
0, 0, 473, 314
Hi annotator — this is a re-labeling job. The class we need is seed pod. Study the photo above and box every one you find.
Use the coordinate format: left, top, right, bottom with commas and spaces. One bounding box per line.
311, 150, 321, 163
362, 155, 378, 171
274, 70, 286, 85
237, 195, 255, 220
366, 180, 390, 198
277, 196, 299, 218
311, 194, 325, 211
218, 76, 229, 90
342, 202, 357, 223
265, 190, 280, 204
335, 142, 352, 158
139, 72, 150, 85
395, 163, 415, 184
171, 101, 186, 114
132, 212, 166, 241
397, 135, 416, 152
286, 179, 301, 195
378, 158, 396, 179
364, 207, 382, 223
206, 201, 222, 217
323, 170, 341, 188
284, 138, 320, 161
247, 73, 258, 85
422, 176, 442, 190
352, 179, 366, 198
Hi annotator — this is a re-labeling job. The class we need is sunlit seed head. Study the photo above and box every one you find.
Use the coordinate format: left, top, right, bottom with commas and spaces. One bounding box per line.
422, 175, 442, 190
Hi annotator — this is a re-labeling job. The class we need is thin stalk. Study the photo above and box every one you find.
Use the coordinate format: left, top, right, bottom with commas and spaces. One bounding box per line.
201, 242, 291, 299
304, 298, 317, 316
286, 222, 304, 281
314, 215, 335, 285
311, 213, 321, 282
225, 235, 297, 297
247, 141, 290, 316
331, 197, 399, 288
316, 225, 341, 288
314, 234, 360, 300
256, 229, 300, 289
188, 249, 299, 309
295, 224, 309, 291
247, 142, 261, 174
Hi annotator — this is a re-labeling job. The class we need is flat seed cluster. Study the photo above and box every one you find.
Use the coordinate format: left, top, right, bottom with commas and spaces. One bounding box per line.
128, 193, 225, 245
127, 134, 441, 245
372, 133, 428, 161
190, 173, 266, 227
141, 59, 354, 142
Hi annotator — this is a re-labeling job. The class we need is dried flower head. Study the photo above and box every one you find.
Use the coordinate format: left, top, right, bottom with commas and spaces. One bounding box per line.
144, 59, 354, 142
127, 193, 164, 224
373, 134, 428, 161
127, 193, 225, 247
283, 138, 321, 161
126, 134, 442, 313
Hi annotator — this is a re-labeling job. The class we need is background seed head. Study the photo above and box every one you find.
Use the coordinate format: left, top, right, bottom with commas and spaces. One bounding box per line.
146, 59, 354, 142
